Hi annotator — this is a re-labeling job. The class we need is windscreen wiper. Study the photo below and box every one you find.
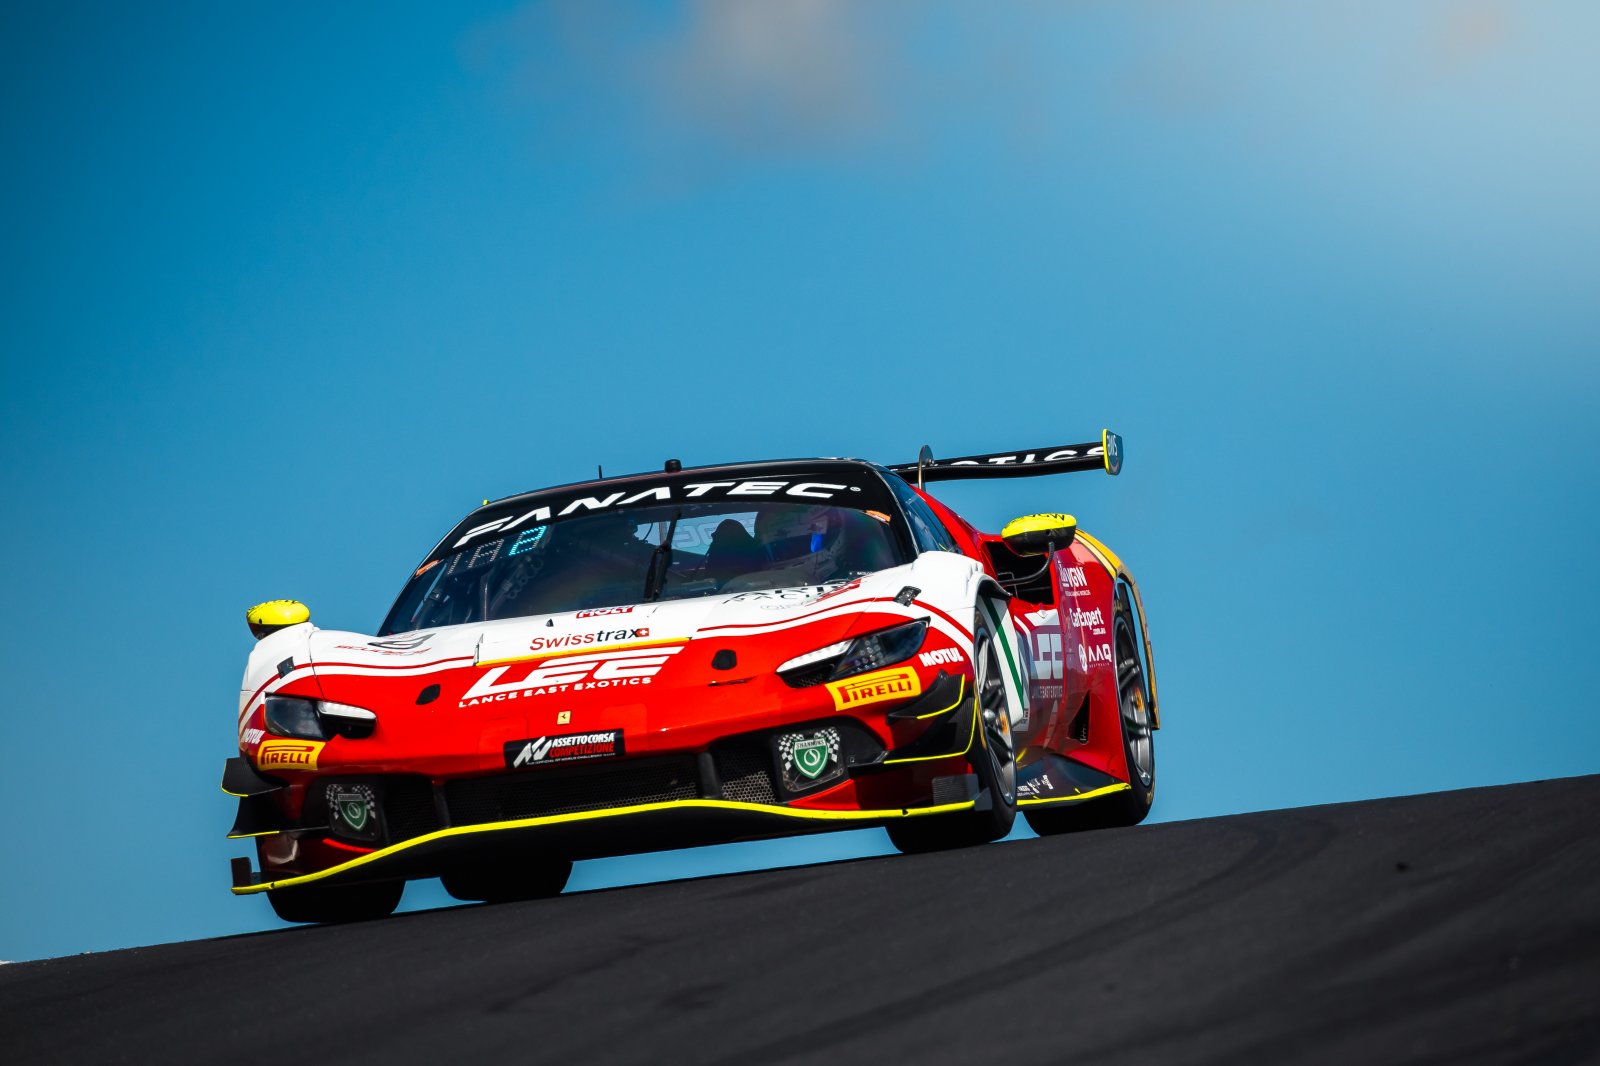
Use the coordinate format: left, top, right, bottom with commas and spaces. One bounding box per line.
642, 509, 682, 603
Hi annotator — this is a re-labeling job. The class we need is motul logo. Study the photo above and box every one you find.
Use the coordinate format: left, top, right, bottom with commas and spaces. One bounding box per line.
919, 647, 964, 667
461, 647, 684, 706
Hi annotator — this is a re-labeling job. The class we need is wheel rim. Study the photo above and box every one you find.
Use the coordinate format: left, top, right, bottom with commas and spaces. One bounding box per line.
974, 631, 1016, 806
1116, 625, 1153, 787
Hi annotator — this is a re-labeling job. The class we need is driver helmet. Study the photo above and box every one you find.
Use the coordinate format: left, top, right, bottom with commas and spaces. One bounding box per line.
754, 505, 844, 565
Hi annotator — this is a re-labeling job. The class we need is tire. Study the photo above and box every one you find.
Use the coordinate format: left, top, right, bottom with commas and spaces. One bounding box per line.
266, 879, 404, 924
440, 854, 573, 903
1024, 607, 1154, 835
887, 610, 1018, 854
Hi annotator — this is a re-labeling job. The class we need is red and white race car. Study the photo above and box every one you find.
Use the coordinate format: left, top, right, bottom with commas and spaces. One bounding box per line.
226, 433, 1160, 923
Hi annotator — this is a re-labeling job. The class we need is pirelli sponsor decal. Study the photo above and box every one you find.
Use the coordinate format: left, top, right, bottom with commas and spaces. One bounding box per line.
826, 666, 922, 711
255, 739, 324, 772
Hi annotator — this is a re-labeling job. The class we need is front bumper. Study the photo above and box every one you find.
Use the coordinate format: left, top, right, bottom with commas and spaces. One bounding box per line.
230, 791, 979, 895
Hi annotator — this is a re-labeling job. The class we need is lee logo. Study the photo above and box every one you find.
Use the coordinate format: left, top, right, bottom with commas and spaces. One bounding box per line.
461, 646, 684, 706
826, 667, 922, 710
256, 739, 324, 771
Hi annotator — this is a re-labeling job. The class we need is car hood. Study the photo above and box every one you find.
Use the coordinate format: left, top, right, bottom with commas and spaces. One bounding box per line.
305, 566, 925, 676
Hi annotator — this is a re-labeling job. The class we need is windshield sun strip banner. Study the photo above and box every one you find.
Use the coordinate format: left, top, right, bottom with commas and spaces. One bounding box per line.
433, 464, 903, 561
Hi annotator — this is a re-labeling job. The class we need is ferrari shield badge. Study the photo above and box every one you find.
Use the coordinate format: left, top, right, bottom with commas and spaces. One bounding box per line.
778, 728, 842, 792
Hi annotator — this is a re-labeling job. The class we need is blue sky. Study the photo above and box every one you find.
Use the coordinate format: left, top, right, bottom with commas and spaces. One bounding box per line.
2, 1, 1596, 962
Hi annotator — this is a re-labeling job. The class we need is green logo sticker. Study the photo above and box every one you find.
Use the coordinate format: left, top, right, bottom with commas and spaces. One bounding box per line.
793, 736, 831, 779
336, 794, 370, 831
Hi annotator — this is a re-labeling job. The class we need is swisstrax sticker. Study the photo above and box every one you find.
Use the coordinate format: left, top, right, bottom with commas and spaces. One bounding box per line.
505, 730, 625, 769
777, 727, 842, 792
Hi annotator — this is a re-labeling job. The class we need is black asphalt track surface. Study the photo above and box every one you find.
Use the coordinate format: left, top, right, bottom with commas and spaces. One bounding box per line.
4, 776, 1598, 1065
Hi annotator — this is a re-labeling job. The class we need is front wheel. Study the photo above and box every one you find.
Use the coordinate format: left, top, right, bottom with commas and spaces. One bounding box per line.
266, 879, 404, 924
887, 610, 1017, 854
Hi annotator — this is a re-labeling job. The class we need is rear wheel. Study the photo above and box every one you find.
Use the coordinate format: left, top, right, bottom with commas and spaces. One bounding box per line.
440, 854, 573, 903
266, 879, 404, 924
1024, 609, 1154, 835
887, 611, 1017, 854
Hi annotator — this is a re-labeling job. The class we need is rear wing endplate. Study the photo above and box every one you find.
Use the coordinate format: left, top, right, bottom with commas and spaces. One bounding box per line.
891, 430, 1123, 487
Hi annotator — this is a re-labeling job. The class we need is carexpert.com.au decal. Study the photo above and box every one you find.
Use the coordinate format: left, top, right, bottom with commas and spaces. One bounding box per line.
461, 646, 684, 706
448, 474, 879, 552
505, 730, 625, 769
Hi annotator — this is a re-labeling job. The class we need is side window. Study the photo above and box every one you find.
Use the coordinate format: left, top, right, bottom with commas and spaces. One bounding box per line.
887, 476, 958, 554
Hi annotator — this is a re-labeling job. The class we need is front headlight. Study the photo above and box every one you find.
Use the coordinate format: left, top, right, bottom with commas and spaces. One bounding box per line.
778, 618, 928, 687
264, 695, 377, 740
265, 695, 325, 739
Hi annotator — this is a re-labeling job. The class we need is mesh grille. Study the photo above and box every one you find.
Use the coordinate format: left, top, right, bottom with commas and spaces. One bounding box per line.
383, 777, 441, 843
715, 742, 779, 805
444, 757, 700, 827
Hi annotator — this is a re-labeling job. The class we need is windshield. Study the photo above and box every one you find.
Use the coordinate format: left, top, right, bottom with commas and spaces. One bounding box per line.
380, 499, 908, 635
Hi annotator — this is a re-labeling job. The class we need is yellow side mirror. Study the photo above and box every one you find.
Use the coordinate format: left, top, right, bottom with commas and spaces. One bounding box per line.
1000, 513, 1077, 557
246, 599, 311, 640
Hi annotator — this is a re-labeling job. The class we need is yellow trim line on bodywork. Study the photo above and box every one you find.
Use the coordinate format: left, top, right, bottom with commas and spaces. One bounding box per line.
916, 676, 966, 719
1072, 529, 1123, 578
1016, 782, 1131, 807
882, 692, 979, 765
233, 796, 980, 894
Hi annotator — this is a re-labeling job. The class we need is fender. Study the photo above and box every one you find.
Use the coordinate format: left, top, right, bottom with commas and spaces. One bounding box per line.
974, 575, 1028, 731
1073, 530, 1160, 730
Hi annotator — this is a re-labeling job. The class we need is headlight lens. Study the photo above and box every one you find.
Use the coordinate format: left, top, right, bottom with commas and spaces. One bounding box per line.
777, 618, 928, 687
263, 696, 377, 740
265, 695, 325, 740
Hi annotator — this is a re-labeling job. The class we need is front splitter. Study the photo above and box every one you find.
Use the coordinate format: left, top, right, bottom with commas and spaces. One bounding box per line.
232, 797, 978, 895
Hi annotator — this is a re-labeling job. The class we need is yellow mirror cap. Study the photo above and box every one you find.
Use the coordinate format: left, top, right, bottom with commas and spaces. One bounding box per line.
246, 600, 310, 627
1001, 513, 1077, 541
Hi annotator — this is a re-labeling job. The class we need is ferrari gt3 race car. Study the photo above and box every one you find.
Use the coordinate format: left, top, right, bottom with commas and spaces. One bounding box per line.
225, 433, 1160, 923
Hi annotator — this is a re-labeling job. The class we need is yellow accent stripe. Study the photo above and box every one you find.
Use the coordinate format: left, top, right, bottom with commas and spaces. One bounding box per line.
478, 637, 689, 667
916, 676, 966, 719
1017, 782, 1131, 807
221, 786, 247, 798
883, 695, 978, 765
232, 796, 979, 895
226, 830, 281, 839
1073, 529, 1124, 577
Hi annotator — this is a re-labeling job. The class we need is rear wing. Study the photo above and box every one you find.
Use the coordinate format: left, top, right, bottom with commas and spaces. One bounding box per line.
890, 430, 1123, 487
